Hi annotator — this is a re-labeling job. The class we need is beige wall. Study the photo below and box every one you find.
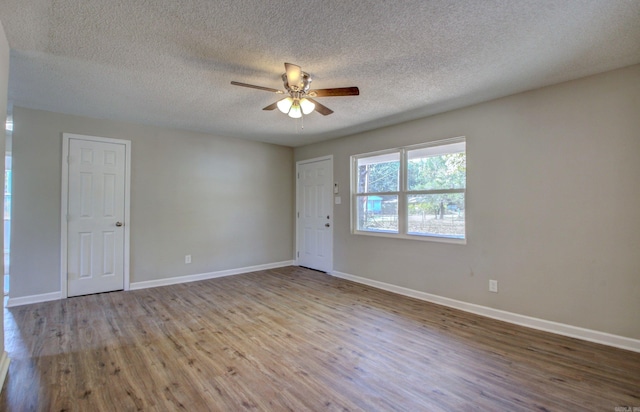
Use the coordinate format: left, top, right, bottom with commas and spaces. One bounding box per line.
295, 65, 640, 340
10, 108, 294, 298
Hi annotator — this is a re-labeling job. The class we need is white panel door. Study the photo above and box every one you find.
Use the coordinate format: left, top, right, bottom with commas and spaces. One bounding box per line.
67, 138, 126, 297
297, 158, 333, 272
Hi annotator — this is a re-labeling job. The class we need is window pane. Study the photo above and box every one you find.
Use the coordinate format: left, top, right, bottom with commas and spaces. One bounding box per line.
356, 195, 398, 233
356, 152, 400, 193
407, 143, 466, 191
407, 193, 465, 238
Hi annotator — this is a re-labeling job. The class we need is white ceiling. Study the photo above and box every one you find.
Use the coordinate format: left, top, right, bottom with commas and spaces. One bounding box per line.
1, 1, 639, 147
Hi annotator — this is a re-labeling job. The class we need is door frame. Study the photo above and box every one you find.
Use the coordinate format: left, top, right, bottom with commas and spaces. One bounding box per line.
295, 155, 333, 272
60, 133, 132, 299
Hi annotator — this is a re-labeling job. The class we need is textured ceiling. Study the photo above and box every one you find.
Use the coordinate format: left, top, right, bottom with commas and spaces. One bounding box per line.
0, 1, 639, 147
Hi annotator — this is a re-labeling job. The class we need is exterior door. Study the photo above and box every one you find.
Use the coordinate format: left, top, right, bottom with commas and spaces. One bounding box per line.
297, 157, 333, 272
65, 136, 128, 297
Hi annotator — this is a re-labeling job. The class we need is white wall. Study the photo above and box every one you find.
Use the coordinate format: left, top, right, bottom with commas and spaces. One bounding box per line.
295, 65, 640, 340
10, 108, 294, 298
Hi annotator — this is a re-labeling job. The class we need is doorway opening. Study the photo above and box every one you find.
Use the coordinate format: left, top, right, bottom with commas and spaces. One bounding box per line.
4, 115, 11, 297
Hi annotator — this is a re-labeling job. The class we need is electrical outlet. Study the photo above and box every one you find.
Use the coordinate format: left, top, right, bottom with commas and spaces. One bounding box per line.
489, 279, 498, 293
185, 254, 191, 264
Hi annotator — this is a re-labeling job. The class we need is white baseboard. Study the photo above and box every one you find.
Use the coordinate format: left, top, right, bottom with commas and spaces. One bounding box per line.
6, 261, 295, 307
6, 291, 62, 308
0, 351, 10, 393
130, 260, 295, 291
330, 270, 640, 353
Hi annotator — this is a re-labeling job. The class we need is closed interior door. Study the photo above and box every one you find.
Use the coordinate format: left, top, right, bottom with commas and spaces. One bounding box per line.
297, 158, 333, 272
66, 138, 127, 297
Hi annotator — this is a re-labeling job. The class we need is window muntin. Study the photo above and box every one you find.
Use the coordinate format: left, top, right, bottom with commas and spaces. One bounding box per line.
352, 138, 466, 242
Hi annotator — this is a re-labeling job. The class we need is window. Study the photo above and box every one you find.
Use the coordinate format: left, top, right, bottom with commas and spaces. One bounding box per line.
352, 137, 466, 242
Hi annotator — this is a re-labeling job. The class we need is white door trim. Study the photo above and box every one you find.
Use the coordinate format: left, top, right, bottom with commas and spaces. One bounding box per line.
295, 155, 333, 272
61, 133, 132, 298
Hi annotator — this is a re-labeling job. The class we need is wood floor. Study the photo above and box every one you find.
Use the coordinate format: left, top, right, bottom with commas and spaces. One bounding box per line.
1, 266, 639, 411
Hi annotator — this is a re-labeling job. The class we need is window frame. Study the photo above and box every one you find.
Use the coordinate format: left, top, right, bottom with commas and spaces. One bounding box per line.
351, 136, 466, 244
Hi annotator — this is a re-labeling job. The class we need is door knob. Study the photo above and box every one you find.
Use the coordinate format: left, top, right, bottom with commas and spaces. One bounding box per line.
115, 222, 124, 227
325, 223, 330, 227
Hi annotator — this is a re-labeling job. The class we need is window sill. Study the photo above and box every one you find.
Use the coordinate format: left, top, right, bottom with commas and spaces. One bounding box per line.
352, 230, 467, 245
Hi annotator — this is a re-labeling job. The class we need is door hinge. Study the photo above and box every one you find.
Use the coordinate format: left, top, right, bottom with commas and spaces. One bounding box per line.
297, 211, 299, 218
297, 172, 300, 179
297, 251, 299, 258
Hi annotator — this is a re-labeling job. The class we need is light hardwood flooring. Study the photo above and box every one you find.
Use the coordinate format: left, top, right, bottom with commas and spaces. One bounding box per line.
1, 266, 639, 411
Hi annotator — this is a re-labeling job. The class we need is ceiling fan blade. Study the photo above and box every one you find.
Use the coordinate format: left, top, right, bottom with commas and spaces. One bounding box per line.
262, 102, 278, 111
230, 81, 283, 93
307, 98, 334, 116
284, 62, 302, 88
309, 87, 360, 97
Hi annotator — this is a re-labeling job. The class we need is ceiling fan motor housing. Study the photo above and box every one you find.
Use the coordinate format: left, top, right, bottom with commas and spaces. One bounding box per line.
282, 71, 312, 93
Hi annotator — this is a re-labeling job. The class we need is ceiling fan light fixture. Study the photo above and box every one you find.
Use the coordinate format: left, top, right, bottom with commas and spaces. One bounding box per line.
277, 97, 294, 114
288, 101, 302, 118
231, 62, 359, 120
300, 98, 315, 115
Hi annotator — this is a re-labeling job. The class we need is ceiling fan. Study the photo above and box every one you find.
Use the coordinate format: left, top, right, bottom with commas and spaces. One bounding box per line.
231, 63, 359, 118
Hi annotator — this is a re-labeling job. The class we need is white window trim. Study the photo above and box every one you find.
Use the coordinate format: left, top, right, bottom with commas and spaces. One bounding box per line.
351, 137, 466, 244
